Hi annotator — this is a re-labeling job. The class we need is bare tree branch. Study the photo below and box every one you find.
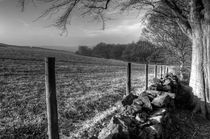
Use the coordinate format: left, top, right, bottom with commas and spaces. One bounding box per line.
142, 10, 192, 66
55, 0, 79, 31
19, 0, 193, 34
88, 0, 111, 9
161, 0, 192, 35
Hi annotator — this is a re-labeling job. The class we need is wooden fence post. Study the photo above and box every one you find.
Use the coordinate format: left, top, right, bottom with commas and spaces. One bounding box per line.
163, 65, 166, 75
145, 63, 149, 90
164, 66, 167, 74
166, 66, 169, 74
45, 57, 59, 139
160, 65, 163, 78
126, 63, 131, 95
154, 65, 157, 79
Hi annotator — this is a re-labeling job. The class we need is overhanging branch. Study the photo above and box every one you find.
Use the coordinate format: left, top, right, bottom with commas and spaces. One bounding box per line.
162, 0, 192, 35
88, 0, 111, 9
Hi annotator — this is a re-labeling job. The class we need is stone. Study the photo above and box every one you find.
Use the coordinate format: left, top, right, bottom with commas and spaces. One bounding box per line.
144, 90, 161, 100
148, 84, 158, 90
153, 78, 161, 84
145, 124, 162, 139
124, 105, 136, 116
89, 136, 98, 139
137, 124, 162, 139
130, 93, 153, 113
149, 115, 163, 124
132, 98, 144, 106
138, 93, 153, 111
151, 108, 167, 116
131, 104, 142, 114
124, 98, 143, 115
135, 112, 148, 123
151, 93, 173, 108
165, 92, 175, 99
121, 93, 138, 107
162, 85, 172, 92
137, 130, 148, 139
98, 116, 130, 139
163, 79, 171, 86
98, 74, 182, 139
157, 85, 171, 92
117, 115, 133, 127
135, 113, 144, 122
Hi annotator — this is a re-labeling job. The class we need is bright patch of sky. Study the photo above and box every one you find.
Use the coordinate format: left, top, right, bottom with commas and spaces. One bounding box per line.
0, 0, 145, 51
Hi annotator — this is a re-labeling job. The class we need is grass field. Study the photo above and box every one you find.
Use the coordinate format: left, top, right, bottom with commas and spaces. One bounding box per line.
0, 44, 158, 139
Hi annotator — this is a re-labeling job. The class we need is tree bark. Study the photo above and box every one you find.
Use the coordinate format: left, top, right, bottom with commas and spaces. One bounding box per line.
186, 0, 210, 118
179, 61, 184, 81
189, 24, 210, 117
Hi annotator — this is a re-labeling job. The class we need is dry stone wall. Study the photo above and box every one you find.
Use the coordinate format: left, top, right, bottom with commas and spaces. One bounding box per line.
95, 73, 193, 139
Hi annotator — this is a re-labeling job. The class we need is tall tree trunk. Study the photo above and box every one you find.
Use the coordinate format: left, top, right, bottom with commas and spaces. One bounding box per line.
188, 0, 210, 118
190, 24, 210, 117
179, 61, 184, 81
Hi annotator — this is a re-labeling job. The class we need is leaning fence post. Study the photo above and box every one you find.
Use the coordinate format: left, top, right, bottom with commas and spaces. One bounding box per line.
45, 57, 59, 139
145, 63, 149, 90
154, 65, 157, 79
126, 63, 131, 95
160, 65, 163, 78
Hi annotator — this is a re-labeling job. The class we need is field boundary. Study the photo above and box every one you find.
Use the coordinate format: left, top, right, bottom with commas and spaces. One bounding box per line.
1, 56, 171, 139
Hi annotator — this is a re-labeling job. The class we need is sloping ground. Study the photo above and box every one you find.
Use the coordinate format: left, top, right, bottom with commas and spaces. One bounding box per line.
66, 102, 121, 139
92, 73, 210, 139
0, 44, 127, 66
63, 80, 151, 139
64, 88, 148, 139
0, 45, 157, 138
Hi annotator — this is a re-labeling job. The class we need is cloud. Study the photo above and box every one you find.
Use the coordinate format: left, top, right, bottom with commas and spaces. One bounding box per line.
0, 23, 5, 35
72, 21, 143, 46
17, 19, 30, 27
84, 21, 142, 37
0, 2, 144, 48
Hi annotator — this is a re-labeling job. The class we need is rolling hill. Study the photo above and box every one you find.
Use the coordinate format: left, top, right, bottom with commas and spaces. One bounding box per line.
0, 43, 156, 139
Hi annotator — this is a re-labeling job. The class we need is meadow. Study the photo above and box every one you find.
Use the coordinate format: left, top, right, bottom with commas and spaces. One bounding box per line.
0, 45, 158, 139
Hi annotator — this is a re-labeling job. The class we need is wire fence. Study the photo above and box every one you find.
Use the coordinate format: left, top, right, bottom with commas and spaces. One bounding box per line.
0, 57, 160, 77
0, 57, 168, 138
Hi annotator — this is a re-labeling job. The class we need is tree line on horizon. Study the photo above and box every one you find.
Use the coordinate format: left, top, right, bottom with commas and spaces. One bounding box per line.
75, 40, 190, 65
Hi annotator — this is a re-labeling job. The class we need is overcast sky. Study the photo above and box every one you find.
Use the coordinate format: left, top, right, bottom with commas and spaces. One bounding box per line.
0, 0, 145, 50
